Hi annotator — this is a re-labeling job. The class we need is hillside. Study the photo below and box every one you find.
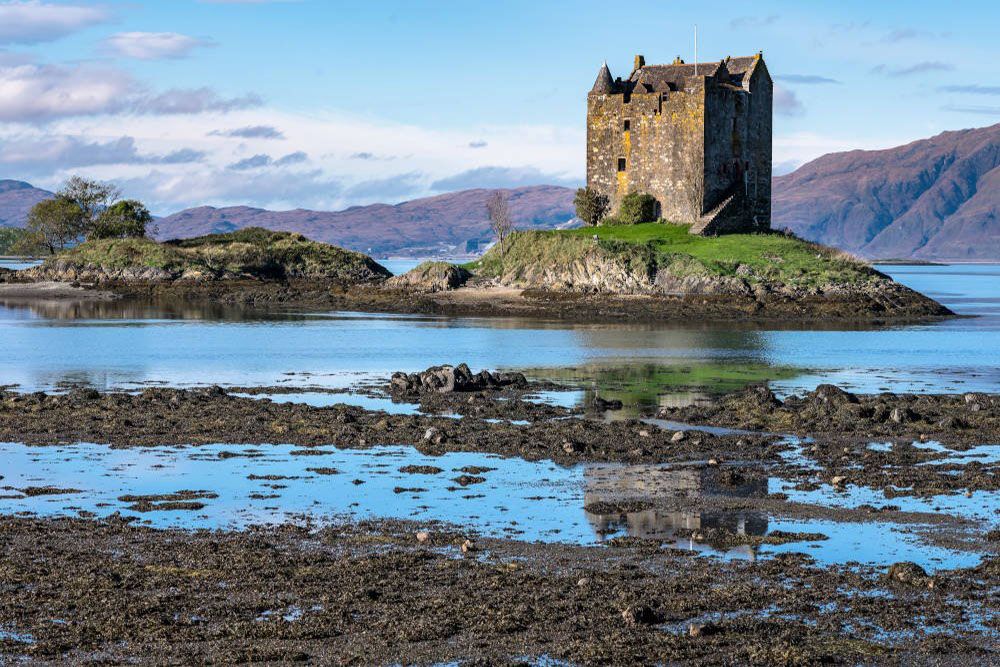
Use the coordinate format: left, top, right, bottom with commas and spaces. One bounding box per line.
155, 186, 577, 257
772, 123, 1000, 261
0, 180, 53, 227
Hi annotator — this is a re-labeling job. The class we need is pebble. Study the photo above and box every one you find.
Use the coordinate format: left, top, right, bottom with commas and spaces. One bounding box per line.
831, 475, 847, 487
671, 431, 687, 443
461, 539, 475, 553
416, 531, 430, 543
576, 577, 590, 588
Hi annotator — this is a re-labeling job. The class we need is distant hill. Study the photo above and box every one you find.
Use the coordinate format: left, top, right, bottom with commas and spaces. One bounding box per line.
0, 180, 52, 227
772, 123, 1000, 261
156, 186, 578, 257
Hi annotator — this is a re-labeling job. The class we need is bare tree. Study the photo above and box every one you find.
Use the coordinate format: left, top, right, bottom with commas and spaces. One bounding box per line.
486, 190, 514, 255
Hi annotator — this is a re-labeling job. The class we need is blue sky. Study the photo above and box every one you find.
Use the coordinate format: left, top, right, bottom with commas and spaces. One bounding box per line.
1, 0, 998, 213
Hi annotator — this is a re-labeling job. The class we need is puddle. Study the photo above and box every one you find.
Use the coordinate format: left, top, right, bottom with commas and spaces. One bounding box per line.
0, 627, 34, 644
0, 442, 986, 571
233, 391, 422, 415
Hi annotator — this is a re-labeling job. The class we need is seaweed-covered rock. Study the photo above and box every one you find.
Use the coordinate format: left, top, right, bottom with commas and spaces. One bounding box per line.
386, 261, 471, 292
390, 363, 527, 395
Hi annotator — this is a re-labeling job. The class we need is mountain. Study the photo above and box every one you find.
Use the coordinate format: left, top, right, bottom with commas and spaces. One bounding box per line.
156, 186, 578, 257
0, 180, 53, 227
772, 123, 1000, 260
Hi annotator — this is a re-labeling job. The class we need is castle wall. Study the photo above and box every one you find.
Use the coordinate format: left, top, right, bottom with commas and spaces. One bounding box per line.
587, 87, 705, 222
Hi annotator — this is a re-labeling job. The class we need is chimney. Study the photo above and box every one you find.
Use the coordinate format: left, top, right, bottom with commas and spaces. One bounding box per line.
634, 54, 645, 70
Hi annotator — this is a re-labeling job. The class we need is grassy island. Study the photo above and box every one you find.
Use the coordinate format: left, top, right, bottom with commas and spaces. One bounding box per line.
24, 227, 391, 284
469, 223, 881, 290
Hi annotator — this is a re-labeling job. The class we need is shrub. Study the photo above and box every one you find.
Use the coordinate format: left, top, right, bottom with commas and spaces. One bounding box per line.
573, 187, 609, 227
615, 193, 658, 225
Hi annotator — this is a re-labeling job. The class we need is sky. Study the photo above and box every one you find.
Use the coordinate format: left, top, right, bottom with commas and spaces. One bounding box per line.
0, 0, 998, 214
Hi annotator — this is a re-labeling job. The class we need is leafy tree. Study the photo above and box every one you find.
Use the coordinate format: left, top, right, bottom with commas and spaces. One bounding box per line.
486, 190, 514, 255
19, 196, 88, 255
0, 227, 26, 255
61, 176, 121, 232
573, 187, 609, 227
617, 193, 658, 225
91, 200, 155, 239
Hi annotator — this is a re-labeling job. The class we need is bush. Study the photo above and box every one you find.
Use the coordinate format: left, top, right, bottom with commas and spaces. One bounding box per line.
573, 187, 609, 227
616, 193, 658, 225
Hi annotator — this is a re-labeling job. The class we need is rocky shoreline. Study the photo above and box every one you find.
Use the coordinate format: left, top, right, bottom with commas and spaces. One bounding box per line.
1, 516, 995, 665
0, 274, 955, 325
0, 375, 998, 663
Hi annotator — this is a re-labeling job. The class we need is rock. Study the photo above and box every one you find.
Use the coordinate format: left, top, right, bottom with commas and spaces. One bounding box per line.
830, 475, 847, 487
67, 388, 101, 402
886, 561, 932, 587
671, 431, 687, 443
592, 396, 624, 411
638, 429, 651, 438
811, 384, 859, 405
889, 407, 917, 424
937, 416, 968, 429
576, 577, 590, 588
460, 539, 475, 553
416, 531, 430, 543
389, 364, 527, 396
688, 622, 721, 637
620, 604, 661, 627
386, 261, 472, 292
562, 440, 581, 454
422, 427, 447, 445
707, 458, 720, 466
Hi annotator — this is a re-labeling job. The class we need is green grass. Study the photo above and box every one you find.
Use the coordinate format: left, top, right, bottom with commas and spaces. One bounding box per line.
469, 222, 879, 288
43, 227, 391, 282
526, 361, 803, 415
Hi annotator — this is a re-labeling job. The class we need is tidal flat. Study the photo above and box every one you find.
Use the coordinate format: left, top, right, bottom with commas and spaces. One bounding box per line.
0, 263, 998, 664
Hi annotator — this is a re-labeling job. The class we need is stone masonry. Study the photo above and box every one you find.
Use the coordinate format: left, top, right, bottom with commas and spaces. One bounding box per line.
587, 53, 772, 234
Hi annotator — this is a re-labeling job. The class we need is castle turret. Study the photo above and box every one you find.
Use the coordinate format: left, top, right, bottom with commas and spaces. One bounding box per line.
591, 62, 615, 94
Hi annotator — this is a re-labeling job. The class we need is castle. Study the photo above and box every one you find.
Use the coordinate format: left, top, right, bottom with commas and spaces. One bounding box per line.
587, 53, 772, 234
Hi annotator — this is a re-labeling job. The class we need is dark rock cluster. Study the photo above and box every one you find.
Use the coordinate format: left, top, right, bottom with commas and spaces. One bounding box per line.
390, 363, 527, 395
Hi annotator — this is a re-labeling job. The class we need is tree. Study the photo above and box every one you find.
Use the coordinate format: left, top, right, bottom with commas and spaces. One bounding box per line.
486, 190, 514, 255
574, 187, 609, 227
19, 196, 87, 255
91, 200, 155, 239
61, 176, 121, 232
618, 192, 657, 225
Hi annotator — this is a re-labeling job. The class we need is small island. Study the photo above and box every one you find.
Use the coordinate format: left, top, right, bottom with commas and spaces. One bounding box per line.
2, 218, 950, 323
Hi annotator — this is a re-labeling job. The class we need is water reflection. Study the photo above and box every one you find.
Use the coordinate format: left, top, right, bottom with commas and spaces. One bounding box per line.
584, 465, 769, 556
0, 265, 998, 398
0, 441, 980, 570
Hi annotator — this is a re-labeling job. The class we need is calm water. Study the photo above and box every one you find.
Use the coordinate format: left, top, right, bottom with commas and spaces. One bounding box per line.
0, 262, 997, 568
0, 441, 981, 571
1, 264, 998, 399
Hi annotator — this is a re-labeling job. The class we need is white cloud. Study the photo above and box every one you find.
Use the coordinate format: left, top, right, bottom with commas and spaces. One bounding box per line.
0, 62, 134, 121
773, 85, 805, 117
209, 125, 285, 139
0, 135, 204, 174
13, 108, 582, 213
0, 61, 262, 122
0, 1, 109, 45
104, 32, 212, 60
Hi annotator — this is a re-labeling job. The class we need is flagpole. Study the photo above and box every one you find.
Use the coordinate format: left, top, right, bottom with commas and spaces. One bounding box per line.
694, 24, 698, 76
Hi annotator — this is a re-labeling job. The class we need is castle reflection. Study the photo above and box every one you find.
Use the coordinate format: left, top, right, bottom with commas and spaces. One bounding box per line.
583, 464, 768, 557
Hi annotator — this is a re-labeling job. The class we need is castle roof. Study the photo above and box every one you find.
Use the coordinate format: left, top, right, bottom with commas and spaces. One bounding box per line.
628, 55, 764, 92
591, 62, 615, 94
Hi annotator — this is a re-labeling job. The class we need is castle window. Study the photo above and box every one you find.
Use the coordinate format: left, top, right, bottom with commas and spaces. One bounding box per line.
623, 119, 630, 131
617, 158, 627, 172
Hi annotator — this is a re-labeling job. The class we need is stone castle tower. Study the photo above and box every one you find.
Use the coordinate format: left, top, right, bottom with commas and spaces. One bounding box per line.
587, 53, 772, 234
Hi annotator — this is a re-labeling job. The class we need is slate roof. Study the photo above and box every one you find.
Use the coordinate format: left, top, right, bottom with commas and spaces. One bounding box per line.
628, 55, 763, 93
